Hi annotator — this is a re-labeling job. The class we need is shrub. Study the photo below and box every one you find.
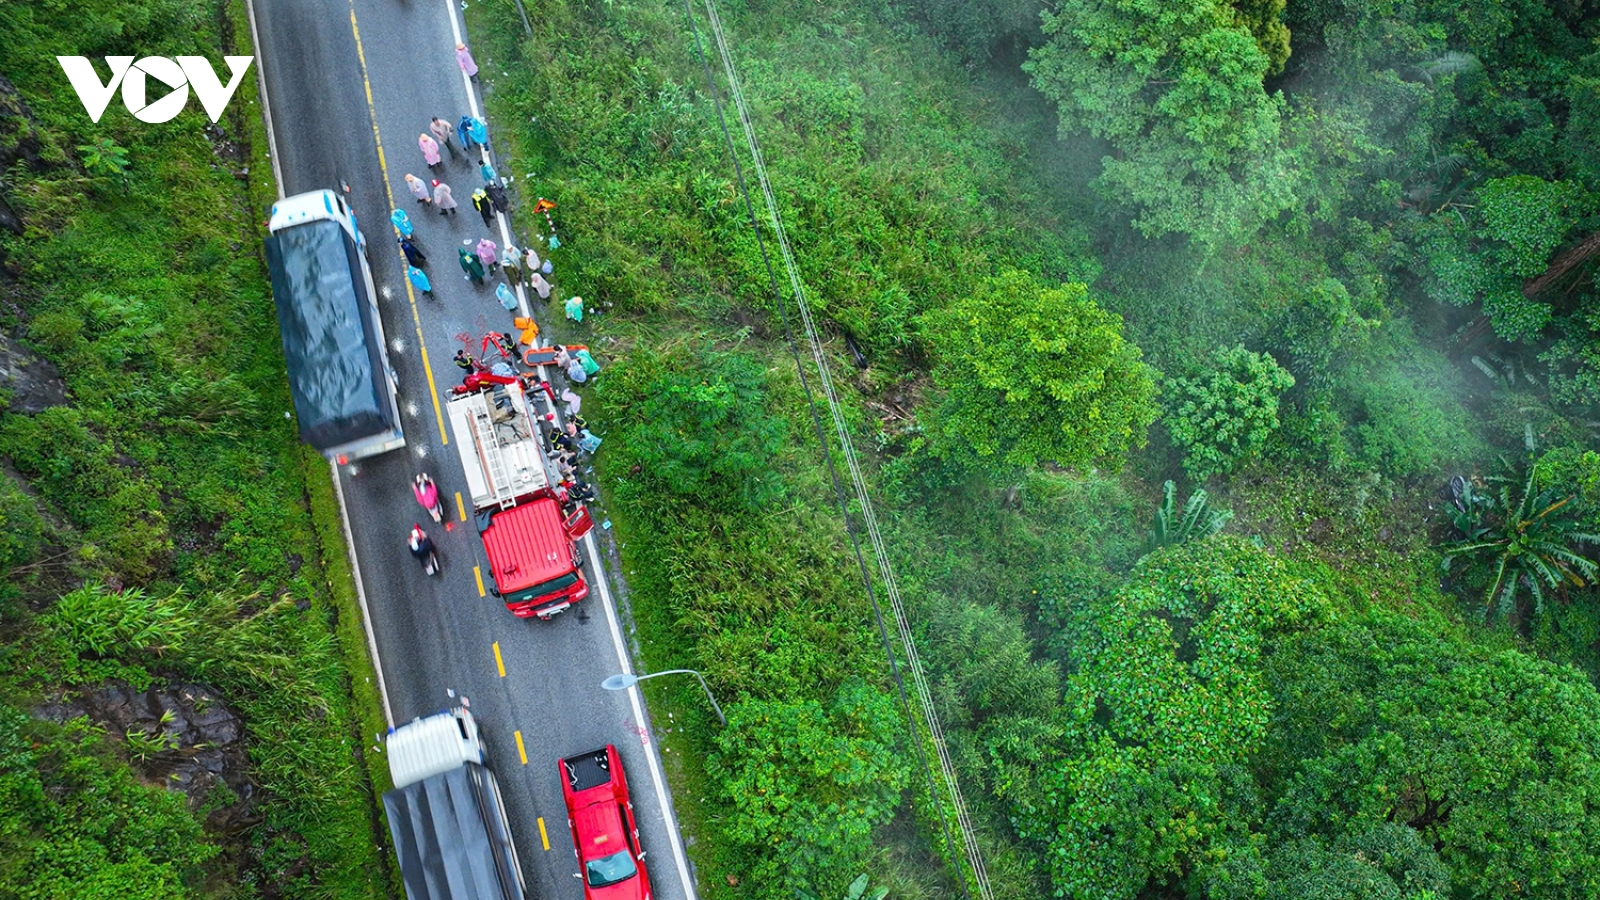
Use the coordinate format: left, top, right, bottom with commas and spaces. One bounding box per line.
599, 345, 788, 510
707, 680, 911, 899
918, 270, 1158, 473
1164, 345, 1295, 480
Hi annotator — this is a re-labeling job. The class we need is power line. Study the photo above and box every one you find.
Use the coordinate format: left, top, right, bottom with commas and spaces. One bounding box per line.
677, 2, 994, 898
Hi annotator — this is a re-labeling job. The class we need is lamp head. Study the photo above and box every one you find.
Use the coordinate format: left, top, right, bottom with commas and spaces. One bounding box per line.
601, 674, 639, 691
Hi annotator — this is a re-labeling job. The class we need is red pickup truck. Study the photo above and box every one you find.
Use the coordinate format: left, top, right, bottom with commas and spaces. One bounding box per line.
560, 745, 651, 900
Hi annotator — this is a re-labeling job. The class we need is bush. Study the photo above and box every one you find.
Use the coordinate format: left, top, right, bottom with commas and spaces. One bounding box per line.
1164, 345, 1295, 480
0, 704, 218, 899
919, 271, 1158, 473
707, 681, 911, 899
598, 345, 788, 511
1331, 321, 1484, 478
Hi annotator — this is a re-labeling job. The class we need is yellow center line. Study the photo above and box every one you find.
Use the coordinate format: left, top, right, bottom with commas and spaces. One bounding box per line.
347, 4, 448, 444
456, 492, 467, 521
493, 641, 506, 677
514, 730, 528, 765
537, 817, 550, 851
473, 565, 486, 597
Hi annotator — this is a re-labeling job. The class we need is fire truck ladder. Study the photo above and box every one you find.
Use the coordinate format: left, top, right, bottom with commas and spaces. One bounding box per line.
471, 405, 518, 509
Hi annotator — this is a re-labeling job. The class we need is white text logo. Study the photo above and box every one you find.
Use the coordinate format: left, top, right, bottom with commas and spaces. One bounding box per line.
57, 56, 254, 124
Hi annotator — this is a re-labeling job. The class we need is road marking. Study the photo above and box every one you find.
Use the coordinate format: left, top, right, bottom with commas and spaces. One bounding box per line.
347, 2, 449, 445
537, 817, 550, 851
330, 469, 394, 727
456, 492, 467, 520
445, 3, 693, 896
474, 565, 486, 597
493, 641, 506, 677
514, 730, 528, 765
239, 0, 284, 200
583, 525, 698, 900
443, 0, 531, 319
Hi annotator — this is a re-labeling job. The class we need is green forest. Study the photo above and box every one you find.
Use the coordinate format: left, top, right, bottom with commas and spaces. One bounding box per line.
4, 0, 1600, 896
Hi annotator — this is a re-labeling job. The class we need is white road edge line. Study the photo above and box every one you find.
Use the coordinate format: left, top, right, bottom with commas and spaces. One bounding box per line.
244, 0, 395, 730
240, 0, 285, 200
584, 529, 700, 900
445, 0, 532, 320
332, 469, 396, 729
442, 4, 697, 897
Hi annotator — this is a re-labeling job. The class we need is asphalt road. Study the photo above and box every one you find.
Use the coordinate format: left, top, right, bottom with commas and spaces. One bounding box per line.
245, 1, 698, 898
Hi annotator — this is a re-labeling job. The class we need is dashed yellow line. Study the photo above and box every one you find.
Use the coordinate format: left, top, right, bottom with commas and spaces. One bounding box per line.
493, 642, 506, 677
456, 492, 467, 520
473, 565, 486, 597
514, 730, 528, 765
347, 3, 447, 443
537, 816, 550, 850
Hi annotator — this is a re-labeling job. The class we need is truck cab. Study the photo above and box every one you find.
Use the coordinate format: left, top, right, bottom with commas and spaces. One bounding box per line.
264, 189, 405, 464
446, 378, 594, 619
384, 709, 527, 900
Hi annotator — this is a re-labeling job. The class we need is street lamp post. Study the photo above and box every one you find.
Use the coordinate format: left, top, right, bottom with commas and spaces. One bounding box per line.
601, 669, 727, 727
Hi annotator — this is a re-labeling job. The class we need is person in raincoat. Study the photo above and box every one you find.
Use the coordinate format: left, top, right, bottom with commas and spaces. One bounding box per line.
407, 265, 433, 297
485, 182, 509, 214
472, 188, 494, 227
479, 161, 497, 184
404, 173, 431, 206
501, 246, 523, 286
523, 245, 542, 274
399, 236, 426, 267
390, 208, 415, 239
419, 133, 442, 169
528, 271, 552, 300
429, 117, 457, 159
512, 316, 540, 348
459, 248, 485, 284
574, 347, 600, 377
464, 115, 488, 148
496, 282, 518, 312
432, 180, 457, 216
475, 238, 498, 272
456, 115, 475, 150
456, 43, 479, 81
564, 295, 584, 322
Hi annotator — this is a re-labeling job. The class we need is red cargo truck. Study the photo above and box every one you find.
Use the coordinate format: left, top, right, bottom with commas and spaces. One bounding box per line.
447, 378, 593, 619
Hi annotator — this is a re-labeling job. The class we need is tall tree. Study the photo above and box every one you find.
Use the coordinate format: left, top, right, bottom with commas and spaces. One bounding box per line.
1026, 0, 1298, 248
917, 270, 1158, 473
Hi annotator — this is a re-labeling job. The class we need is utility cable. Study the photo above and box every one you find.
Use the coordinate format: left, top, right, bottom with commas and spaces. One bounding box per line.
678, 2, 993, 898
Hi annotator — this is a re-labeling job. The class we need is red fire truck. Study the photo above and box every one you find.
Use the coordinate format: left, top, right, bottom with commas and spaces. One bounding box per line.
447, 377, 594, 619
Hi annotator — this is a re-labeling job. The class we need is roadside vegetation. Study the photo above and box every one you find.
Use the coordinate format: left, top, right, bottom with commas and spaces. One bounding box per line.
470, 0, 1600, 897
0, 1, 392, 897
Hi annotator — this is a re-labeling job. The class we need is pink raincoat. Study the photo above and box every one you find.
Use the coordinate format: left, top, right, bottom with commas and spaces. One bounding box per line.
419, 134, 441, 166
456, 44, 479, 78
474, 238, 498, 269
528, 272, 552, 300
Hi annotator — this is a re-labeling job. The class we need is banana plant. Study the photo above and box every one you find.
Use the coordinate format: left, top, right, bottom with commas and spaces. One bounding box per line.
1442, 469, 1600, 621
1146, 480, 1232, 554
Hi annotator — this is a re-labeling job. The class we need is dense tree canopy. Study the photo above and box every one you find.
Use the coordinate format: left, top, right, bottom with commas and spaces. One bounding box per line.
1026, 0, 1298, 247
918, 270, 1158, 472
1002, 536, 1600, 899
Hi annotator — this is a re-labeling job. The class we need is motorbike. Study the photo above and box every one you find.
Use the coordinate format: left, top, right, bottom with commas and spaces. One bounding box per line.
413, 473, 444, 523
408, 524, 440, 576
